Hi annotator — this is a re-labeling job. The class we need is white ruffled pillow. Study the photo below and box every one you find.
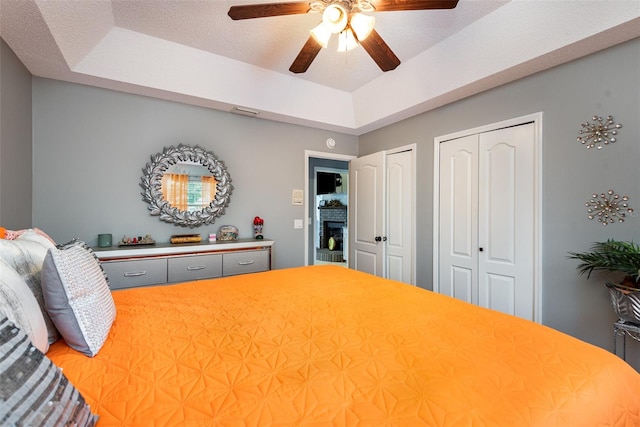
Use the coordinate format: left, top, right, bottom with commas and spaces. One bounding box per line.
0, 229, 59, 344
0, 258, 49, 353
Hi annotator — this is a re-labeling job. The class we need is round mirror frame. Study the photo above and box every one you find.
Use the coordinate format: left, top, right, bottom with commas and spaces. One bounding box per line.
140, 144, 233, 228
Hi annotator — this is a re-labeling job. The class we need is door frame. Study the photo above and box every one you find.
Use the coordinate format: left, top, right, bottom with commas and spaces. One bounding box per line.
432, 112, 543, 323
304, 150, 356, 266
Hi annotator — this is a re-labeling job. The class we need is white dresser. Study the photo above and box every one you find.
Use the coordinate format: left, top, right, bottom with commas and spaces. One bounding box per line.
94, 239, 274, 290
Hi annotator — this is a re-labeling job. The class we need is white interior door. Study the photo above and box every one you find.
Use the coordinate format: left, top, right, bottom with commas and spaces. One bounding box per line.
437, 123, 536, 320
438, 135, 479, 304
478, 124, 535, 319
386, 150, 414, 284
349, 151, 385, 276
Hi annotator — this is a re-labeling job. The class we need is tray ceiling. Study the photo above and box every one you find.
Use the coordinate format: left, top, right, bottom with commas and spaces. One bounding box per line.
1, 0, 639, 135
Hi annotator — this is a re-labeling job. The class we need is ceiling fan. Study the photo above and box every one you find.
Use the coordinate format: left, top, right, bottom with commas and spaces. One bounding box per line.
228, 0, 459, 73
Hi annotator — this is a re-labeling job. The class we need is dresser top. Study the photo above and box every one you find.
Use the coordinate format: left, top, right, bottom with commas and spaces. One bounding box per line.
94, 238, 274, 260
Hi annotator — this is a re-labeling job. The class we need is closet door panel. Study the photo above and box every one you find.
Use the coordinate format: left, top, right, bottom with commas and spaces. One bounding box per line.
350, 152, 385, 277
478, 124, 535, 318
452, 266, 474, 303
483, 143, 516, 263
484, 273, 516, 315
438, 135, 479, 304
386, 150, 414, 284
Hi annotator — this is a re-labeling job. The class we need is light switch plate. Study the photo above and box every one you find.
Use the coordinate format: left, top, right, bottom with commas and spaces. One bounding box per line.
294, 219, 303, 229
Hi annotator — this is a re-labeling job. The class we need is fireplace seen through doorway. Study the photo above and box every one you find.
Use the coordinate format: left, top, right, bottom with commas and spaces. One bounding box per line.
317, 205, 347, 263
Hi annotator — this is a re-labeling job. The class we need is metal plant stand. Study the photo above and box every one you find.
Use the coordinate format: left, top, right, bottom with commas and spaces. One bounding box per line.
613, 319, 640, 361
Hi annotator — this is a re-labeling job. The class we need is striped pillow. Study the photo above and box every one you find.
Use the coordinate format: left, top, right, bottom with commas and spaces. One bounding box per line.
0, 317, 98, 426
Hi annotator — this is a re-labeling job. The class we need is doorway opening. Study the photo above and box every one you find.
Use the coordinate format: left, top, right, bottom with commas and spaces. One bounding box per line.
313, 166, 348, 266
304, 151, 355, 267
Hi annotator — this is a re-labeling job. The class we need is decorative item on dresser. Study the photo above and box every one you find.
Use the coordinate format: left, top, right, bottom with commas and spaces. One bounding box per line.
119, 234, 156, 246
95, 239, 274, 290
253, 216, 264, 239
170, 234, 202, 244
97, 233, 112, 248
217, 225, 239, 241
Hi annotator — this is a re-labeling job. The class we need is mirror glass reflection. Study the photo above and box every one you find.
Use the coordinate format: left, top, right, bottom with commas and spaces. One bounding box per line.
161, 162, 217, 212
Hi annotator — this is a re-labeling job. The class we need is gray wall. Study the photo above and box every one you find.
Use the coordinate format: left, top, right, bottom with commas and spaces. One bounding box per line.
2, 35, 639, 369
358, 38, 640, 369
31, 78, 358, 269
0, 39, 32, 228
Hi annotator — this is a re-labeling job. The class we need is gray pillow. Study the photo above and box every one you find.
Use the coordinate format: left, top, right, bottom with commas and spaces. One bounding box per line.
0, 317, 99, 426
41, 240, 115, 357
0, 258, 49, 353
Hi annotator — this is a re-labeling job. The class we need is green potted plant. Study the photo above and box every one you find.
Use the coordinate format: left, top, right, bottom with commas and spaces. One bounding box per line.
568, 240, 640, 323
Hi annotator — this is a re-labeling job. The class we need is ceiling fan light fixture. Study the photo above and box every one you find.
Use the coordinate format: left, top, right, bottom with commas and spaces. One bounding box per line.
310, 22, 332, 48
337, 28, 358, 52
350, 13, 375, 41
322, 3, 348, 33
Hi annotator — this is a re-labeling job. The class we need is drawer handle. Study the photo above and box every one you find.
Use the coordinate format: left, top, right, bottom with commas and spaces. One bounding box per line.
187, 265, 206, 271
124, 271, 147, 277
238, 260, 255, 266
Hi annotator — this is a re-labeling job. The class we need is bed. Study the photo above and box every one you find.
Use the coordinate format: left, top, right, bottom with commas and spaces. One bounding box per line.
39, 264, 640, 426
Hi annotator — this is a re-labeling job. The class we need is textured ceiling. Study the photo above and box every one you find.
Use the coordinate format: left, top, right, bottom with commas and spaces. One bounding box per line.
1, 0, 639, 135
109, 0, 504, 92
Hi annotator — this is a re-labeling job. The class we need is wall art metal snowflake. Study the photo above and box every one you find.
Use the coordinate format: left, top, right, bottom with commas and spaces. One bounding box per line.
576, 115, 622, 149
585, 190, 634, 225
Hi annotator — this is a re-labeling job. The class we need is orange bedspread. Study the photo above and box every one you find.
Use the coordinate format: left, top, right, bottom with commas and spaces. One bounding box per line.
47, 265, 640, 426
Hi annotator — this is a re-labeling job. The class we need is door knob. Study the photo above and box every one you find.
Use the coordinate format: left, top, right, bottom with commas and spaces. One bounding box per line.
479, 247, 484, 252
375, 236, 382, 242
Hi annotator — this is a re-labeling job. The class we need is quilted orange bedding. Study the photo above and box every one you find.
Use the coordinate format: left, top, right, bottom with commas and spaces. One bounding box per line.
47, 265, 640, 426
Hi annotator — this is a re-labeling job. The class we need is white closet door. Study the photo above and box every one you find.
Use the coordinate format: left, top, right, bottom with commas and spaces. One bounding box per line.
438, 134, 479, 304
478, 123, 535, 319
438, 123, 536, 320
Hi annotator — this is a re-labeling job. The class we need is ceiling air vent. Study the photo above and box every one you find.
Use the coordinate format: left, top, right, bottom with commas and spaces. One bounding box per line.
231, 106, 260, 116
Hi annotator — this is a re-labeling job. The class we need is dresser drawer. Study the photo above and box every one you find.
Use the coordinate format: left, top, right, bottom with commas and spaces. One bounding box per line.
168, 253, 222, 283
102, 258, 167, 290
223, 250, 269, 276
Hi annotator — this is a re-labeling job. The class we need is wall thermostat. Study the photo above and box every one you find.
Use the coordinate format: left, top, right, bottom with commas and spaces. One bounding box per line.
292, 189, 304, 205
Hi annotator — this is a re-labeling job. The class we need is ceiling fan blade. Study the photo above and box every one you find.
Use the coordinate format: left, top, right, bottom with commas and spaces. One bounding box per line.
289, 36, 322, 73
228, 2, 310, 20
372, 0, 458, 12
359, 29, 400, 72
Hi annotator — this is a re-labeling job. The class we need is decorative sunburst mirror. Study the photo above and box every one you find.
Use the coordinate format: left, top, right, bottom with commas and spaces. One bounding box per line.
585, 190, 634, 225
576, 115, 622, 150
